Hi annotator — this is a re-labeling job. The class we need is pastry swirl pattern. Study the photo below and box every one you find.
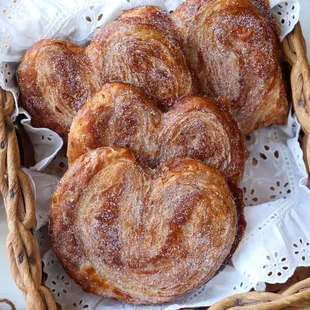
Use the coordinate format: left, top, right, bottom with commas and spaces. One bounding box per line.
50, 146, 244, 304
17, 39, 99, 139
17, 6, 193, 140
87, 6, 193, 110
68, 83, 247, 184
172, 0, 288, 134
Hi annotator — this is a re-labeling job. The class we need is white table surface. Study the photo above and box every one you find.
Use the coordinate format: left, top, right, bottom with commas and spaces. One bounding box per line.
1, 1, 310, 309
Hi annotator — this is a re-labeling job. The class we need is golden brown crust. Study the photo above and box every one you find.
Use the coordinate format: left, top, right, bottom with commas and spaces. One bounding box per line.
160, 94, 248, 184
67, 82, 161, 167
86, 6, 193, 110
50, 146, 242, 304
68, 83, 247, 184
17, 7, 193, 137
172, 0, 288, 134
17, 39, 99, 140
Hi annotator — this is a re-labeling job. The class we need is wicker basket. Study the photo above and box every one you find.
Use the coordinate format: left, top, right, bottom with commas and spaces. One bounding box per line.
0, 21, 310, 310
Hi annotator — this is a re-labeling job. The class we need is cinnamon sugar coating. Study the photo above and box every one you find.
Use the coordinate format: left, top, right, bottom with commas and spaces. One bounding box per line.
86, 6, 193, 110
17, 6, 193, 139
172, 0, 288, 134
159, 94, 248, 184
68, 83, 247, 185
17, 39, 99, 139
50, 147, 244, 304
67, 82, 161, 168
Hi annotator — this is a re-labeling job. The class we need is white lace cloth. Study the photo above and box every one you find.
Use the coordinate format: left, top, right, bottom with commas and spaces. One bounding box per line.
1, 0, 309, 309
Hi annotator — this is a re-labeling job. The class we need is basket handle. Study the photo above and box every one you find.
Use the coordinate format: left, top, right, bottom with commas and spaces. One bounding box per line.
283, 22, 310, 185
0, 88, 57, 309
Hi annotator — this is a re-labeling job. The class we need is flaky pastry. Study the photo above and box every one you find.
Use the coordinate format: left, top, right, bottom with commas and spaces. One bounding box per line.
17, 6, 193, 138
50, 146, 245, 304
172, 0, 288, 134
17, 39, 98, 139
68, 83, 247, 184
86, 6, 193, 109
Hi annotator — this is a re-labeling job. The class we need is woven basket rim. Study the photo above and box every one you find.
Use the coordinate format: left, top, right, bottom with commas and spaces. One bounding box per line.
0, 21, 310, 310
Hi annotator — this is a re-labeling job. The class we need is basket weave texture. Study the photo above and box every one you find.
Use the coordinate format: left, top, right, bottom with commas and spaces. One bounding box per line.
0, 22, 309, 310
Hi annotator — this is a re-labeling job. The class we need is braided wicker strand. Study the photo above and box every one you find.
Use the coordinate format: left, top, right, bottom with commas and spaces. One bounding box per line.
283, 22, 310, 175
0, 298, 16, 310
0, 88, 57, 309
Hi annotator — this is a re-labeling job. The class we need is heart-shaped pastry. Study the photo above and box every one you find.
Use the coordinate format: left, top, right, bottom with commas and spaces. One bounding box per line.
172, 0, 288, 134
17, 6, 193, 139
17, 39, 99, 139
50, 146, 245, 304
86, 5, 193, 109
68, 82, 247, 184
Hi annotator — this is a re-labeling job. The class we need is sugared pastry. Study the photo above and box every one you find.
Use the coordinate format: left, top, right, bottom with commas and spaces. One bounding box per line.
68, 83, 247, 184
172, 0, 288, 134
159, 94, 247, 185
17, 39, 99, 139
86, 6, 193, 110
67, 82, 161, 168
50, 146, 245, 304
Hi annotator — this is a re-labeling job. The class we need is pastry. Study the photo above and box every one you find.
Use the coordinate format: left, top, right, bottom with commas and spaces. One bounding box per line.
50, 146, 245, 304
172, 0, 288, 134
159, 94, 248, 185
68, 83, 247, 184
17, 39, 99, 139
67, 82, 161, 168
86, 6, 193, 110
17, 6, 193, 137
